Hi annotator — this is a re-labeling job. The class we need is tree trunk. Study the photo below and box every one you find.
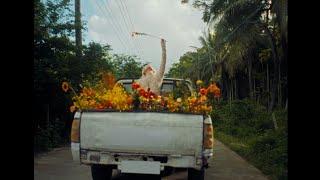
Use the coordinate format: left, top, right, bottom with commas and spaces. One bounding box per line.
230, 79, 233, 100
267, 63, 270, 110
253, 77, 256, 101
46, 104, 50, 125
228, 79, 232, 110
248, 57, 253, 99
75, 0, 82, 58
197, 55, 200, 80
208, 51, 214, 81
278, 62, 282, 107
269, 80, 276, 112
285, 98, 288, 111
234, 77, 237, 100
221, 67, 228, 100
263, 25, 280, 112
272, 112, 279, 130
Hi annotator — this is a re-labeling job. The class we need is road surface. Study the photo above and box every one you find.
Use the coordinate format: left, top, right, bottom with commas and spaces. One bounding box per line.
34, 140, 269, 180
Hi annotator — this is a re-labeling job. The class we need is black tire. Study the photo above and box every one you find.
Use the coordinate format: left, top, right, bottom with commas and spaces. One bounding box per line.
188, 167, 204, 180
150, 174, 161, 180
161, 166, 174, 177
91, 164, 113, 180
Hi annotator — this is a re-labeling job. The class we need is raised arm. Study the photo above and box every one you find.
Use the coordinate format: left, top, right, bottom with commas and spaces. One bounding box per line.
157, 39, 166, 80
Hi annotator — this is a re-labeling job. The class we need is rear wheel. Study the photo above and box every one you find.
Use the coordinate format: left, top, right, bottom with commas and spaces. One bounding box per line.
188, 167, 204, 180
150, 174, 161, 180
161, 166, 174, 177
91, 164, 113, 180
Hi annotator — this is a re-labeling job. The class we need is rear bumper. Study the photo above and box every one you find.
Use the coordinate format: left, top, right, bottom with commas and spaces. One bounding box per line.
71, 142, 80, 162
203, 149, 213, 159
72, 144, 213, 171
76, 149, 206, 171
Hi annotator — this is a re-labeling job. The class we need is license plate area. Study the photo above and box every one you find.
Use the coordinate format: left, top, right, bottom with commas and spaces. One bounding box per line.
119, 160, 161, 175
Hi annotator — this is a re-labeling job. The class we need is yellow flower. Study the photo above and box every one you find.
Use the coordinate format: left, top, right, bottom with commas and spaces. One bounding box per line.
196, 80, 203, 86
199, 95, 207, 102
67, 72, 218, 114
89, 100, 96, 106
62, 82, 69, 92
155, 96, 162, 103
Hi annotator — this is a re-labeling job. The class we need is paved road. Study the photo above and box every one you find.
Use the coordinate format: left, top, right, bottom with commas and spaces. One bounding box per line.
34, 140, 269, 180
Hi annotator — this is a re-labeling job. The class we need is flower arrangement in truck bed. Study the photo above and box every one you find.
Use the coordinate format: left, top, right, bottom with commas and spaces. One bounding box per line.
62, 74, 221, 115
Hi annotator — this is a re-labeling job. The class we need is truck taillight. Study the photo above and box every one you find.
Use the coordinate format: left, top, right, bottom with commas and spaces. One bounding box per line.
203, 122, 214, 149
71, 119, 80, 143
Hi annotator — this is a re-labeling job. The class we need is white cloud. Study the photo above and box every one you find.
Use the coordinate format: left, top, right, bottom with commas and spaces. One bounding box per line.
87, 0, 207, 72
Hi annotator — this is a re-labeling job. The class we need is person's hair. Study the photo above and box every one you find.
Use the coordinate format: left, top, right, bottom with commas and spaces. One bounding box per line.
142, 64, 155, 76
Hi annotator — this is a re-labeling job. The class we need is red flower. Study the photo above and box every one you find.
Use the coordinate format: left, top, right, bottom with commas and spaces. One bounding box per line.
200, 88, 207, 96
144, 92, 149, 98
214, 91, 221, 98
149, 91, 157, 99
105, 101, 113, 108
96, 104, 104, 109
138, 88, 146, 96
132, 82, 140, 90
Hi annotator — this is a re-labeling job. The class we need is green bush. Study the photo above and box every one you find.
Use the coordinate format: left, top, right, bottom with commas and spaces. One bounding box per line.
34, 127, 51, 152
34, 120, 67, 153
248, 130, 287, 180
212, 99, 287, 180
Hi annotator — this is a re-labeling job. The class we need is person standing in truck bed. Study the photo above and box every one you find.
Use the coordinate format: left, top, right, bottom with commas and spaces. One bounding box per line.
137, 38, 166, 95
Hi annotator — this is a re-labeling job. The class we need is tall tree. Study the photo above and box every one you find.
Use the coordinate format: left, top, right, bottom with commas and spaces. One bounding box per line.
193, 0, 287, 110
112, 54, 143, 79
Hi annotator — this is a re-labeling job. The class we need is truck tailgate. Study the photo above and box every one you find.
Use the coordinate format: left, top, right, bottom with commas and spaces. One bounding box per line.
80, 112, 203, 156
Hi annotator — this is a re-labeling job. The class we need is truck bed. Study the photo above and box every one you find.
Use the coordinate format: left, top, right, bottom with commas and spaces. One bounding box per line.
80, 112, 203, 156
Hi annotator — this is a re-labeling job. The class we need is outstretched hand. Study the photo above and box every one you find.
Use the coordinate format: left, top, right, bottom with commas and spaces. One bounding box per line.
161, 38, 166, 46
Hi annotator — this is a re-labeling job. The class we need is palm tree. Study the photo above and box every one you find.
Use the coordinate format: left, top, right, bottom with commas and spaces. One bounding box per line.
198, 31, 216, 81
194, 0, 287, 110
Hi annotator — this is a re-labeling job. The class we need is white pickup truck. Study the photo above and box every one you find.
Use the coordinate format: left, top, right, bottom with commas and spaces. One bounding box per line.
70, 78, 214, 180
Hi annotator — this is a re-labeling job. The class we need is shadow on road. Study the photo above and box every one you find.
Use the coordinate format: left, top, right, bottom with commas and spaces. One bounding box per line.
111, 168, 188, 180
112, 172, 160, 180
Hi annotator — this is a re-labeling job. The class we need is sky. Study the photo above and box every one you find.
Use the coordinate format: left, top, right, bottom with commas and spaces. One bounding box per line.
81, 0, 207, 72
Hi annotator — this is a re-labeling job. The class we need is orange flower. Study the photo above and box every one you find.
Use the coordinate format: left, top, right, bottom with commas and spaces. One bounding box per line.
127, 96, 133, 104
132, 82, 140, 89
200, 88, 207, 96
207, 83, 221, 98
189, 97, 197, 104
83, 87, 95, 97
102, 72, 116, 90
62, 82, 69, 92
96, 104, 104, 109
89, 100, 96, 106
69, 105, 76, 112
